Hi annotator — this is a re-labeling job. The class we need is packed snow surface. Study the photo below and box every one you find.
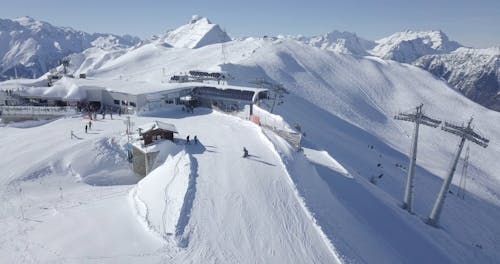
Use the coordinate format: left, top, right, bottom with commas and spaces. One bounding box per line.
0, 109, 342, 263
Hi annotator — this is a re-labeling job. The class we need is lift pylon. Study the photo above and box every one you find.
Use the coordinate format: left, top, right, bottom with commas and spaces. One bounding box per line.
427, 118, 489, 226
394, 104, 441, 213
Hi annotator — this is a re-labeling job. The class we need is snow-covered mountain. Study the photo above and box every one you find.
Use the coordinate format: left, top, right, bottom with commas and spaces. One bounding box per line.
368, 30, 500, 112
64, 36, 136, 76
0, 16, 140, 80
2, 16, 500, 263
415, 47, 500, 110
161, 15, 230, 49
371, 30, 462, 63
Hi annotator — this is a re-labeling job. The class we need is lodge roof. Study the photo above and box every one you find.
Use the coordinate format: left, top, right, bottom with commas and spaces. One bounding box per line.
137, 120, 178, 134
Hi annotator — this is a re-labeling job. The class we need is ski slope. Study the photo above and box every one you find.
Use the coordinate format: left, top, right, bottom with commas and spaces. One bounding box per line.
2, 17, 500, 263
0, 109, 341, 263
87, 36, 500, 263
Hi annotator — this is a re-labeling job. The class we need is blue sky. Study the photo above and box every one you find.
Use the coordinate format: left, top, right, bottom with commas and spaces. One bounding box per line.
0, 0, 499, 48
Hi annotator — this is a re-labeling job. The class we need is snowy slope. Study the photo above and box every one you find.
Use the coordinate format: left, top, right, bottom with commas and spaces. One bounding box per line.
2, 17, 500, 263
415, 47, 500, 110
70, 35, 500, 262
0, 16, 139, 80
371, 30, 462, 63
0, 110, 342, 263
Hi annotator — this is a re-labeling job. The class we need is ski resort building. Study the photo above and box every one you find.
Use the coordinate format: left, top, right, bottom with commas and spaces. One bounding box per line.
2, 77, 268, 115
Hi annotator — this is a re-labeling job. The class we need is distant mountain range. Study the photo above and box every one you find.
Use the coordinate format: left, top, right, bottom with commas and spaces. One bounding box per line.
415, 47, 500, 111
0, 16, 498, 110
0, 16, 139, 80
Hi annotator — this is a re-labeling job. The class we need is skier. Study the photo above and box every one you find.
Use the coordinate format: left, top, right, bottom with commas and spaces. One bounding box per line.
88, 120, 92, 130
186, 135, 190, 144
194, 135, 198, 144
243, 147, 249, 158
85, 125, 88, 134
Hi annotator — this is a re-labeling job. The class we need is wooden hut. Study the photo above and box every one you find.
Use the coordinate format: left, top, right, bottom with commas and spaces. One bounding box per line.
138, 121, 178, 145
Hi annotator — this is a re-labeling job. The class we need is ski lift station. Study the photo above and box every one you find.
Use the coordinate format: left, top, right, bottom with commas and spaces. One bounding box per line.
1, 77, 269, 114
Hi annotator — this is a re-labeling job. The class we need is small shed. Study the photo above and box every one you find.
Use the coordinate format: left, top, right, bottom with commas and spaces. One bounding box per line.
138, 121, 178, 145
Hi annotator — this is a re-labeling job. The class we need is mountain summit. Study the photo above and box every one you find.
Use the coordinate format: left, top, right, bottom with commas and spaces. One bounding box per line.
161, 15, 231, 49
371, 30, 462, 63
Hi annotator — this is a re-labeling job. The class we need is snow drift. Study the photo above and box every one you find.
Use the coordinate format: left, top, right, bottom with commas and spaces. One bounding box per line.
132, 150, 194, 242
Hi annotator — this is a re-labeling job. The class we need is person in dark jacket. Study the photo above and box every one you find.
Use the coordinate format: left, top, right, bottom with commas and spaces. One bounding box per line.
243, 147, 248, 158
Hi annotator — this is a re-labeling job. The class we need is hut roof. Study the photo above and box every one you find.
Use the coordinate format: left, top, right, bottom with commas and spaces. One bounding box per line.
138, 121, 178, 134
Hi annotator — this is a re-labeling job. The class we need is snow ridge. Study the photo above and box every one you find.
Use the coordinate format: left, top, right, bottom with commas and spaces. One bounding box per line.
296, 30, 376, 55
131, 149, 197, 246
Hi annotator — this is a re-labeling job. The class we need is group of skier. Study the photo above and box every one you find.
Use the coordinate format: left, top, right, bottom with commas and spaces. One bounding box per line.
85, 120, 92, 133
186, 135, 198, 144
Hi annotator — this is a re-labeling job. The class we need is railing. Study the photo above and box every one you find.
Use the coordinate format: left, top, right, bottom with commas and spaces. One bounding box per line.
0, 105, 76, 116
213, 105, 302, 151
261, 123, 302, 151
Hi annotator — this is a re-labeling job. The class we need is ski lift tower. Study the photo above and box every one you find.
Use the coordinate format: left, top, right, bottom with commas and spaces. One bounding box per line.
427, 117, 489, 226
249, 79, 288, 113
394, 104, 441, 213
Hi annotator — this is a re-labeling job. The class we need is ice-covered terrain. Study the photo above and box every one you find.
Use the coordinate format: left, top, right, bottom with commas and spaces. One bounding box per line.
1, 16, 500, 263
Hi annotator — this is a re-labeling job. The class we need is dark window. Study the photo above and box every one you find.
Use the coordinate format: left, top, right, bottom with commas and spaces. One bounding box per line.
114, 100, 120, 105
130, 102, 136, 107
